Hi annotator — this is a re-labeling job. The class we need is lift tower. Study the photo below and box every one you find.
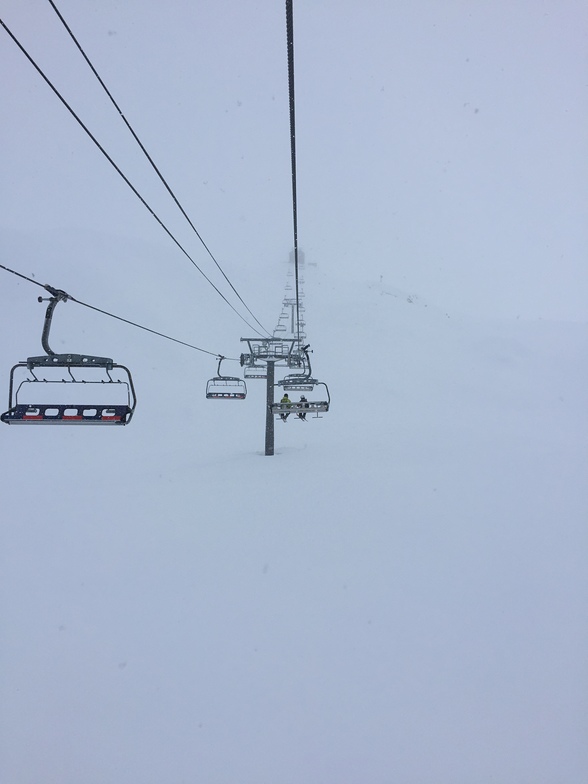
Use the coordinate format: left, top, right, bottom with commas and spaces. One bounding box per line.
240, 338, 303, 456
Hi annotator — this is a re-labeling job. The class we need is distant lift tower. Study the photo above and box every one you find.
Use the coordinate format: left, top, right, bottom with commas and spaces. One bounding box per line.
289, 248, 305, 268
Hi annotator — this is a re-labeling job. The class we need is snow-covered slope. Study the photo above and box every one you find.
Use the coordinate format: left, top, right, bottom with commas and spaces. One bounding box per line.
1, 239, 586, 783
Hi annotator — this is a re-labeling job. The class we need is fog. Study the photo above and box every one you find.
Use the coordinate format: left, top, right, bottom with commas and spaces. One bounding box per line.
1, 2, 587, 782
1, 0, 586, 322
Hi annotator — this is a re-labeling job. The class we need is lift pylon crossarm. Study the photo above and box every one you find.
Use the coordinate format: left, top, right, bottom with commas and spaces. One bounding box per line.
240, 337, 303, 367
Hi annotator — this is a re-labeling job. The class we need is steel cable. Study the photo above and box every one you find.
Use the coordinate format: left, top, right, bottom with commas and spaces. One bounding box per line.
46, 0, 270, 337
0, 16, 266, 339
285, 0, 301, 346
0, 262, 229, 358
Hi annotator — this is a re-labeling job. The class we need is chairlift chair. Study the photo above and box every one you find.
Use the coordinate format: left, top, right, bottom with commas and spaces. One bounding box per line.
272, 345, 330, 417
1, 289, 136, 426
1, 356, 136, 425
243, 365, 267, 380
206, 357, 247, 399
278, 347, 314, 389
277, 373, 319, 392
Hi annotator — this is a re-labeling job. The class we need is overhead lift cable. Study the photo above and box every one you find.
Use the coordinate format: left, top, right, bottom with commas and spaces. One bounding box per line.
45, 0, 270, 338
0, 17, 267, 340
286, 0, 301, 346
0, 262, 227, 358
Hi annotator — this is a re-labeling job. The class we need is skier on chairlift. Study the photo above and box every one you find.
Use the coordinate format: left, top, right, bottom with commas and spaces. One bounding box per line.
297, 395, 309, 421
280, 393, 291, 421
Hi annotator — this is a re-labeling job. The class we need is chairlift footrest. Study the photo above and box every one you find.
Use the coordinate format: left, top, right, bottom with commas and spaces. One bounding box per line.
206, 392, 246, 399
270, 401, 329, 414
1, 404, 133, 424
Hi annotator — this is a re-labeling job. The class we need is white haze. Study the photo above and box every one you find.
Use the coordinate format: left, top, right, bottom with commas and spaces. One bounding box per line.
0, 1, 587, 782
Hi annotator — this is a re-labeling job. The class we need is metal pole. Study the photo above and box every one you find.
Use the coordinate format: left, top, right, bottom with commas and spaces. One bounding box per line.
265, 360, 275, 456
40, 297, 58, 355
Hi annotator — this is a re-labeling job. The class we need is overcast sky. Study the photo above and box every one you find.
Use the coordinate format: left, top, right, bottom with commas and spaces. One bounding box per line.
1, 0, 587, 323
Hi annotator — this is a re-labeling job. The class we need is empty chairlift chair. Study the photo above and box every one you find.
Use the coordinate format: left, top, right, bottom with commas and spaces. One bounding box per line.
206, 357, 247, 399
272, 345, 330, 418
1, 356, 137, 425
243, 364, 268, 380
1, 288, 136, 426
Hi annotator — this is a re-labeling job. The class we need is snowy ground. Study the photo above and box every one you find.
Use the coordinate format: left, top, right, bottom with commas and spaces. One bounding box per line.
1, 244, 587, 783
